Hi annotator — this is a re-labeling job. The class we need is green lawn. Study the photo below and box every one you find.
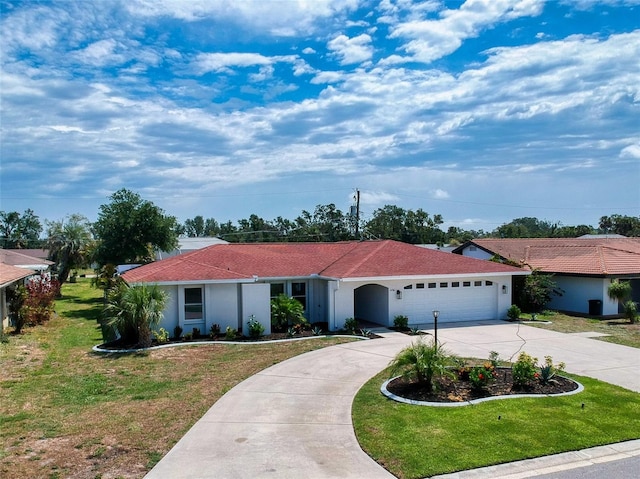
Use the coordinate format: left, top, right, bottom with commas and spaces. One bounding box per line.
0, 278, 355, 479
520, 311, 640, 348
353, 369, 640, 479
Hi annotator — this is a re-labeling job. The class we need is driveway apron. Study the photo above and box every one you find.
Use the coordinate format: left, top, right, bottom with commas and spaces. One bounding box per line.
145, 321, 640, 478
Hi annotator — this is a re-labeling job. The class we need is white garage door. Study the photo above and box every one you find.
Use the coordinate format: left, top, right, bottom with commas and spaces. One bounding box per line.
401, 280, 498, 324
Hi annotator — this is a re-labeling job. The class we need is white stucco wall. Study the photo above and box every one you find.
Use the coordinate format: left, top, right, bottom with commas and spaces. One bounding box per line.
549, 276, 617, 315
157, 285, 179, 335
241, 283, 271, 336
206, 283, 240, 333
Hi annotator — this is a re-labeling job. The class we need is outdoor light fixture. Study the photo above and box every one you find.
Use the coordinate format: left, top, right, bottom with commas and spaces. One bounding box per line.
432, 310, 439, 345
396, 290, 402, 299
502, 284, 508, 294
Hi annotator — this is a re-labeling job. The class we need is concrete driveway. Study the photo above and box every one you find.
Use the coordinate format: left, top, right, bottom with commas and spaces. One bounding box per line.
145, 321, 640, 479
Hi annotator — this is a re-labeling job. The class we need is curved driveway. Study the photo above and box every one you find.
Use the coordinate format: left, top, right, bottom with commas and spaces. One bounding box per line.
145, 321, 640, 479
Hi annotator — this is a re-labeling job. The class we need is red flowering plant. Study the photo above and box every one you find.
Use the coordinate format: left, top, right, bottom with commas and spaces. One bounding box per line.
468, 362, 495, 391
23, 274, 60, 327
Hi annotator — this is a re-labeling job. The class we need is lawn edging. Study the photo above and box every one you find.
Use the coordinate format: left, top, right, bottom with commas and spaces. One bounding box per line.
381, 375, 584, 407
92, 334, 368, 354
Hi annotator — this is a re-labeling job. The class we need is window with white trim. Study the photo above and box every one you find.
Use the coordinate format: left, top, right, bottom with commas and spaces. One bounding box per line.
184, 287, 203, 321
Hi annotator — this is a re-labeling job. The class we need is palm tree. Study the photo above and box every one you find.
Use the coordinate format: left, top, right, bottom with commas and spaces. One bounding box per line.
270, 294, 306, 331
105, 282, 168, 348
388, 338, 456, 391
607, 280, 631, 306
46, 214, 93, 286
607, 280, 637, 323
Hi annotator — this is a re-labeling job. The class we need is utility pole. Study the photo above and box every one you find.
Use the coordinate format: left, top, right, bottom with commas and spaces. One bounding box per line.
353, 189, 360, 239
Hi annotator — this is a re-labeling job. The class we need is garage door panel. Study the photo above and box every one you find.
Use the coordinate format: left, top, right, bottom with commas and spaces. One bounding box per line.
402, 284, 497, 323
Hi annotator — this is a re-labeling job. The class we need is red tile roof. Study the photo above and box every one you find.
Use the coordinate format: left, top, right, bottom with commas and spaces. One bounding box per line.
462, 238, 640, 276
0, 263, 35, 287
122, 240, 526, 284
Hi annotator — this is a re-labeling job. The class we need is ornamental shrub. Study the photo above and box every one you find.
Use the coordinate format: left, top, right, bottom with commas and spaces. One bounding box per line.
23, 275, 60, 327
225, 326, 237, 340
393, 315, 409, 329
623, 300, 638, 324
389, 338, 457, 392
512, 352, 538, 388
469, 363, 495, 391
153, 327, 170, 344
507, 305, 521, 321
209, 323, 221, 338
538, 355, 566, 385
343, 317, 358, 334
247, 315, 265, 339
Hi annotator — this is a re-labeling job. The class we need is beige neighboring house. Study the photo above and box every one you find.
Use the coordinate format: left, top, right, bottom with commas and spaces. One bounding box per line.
0, 263, 36, 332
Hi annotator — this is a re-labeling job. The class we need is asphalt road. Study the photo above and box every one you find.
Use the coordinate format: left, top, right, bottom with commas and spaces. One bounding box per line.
533, 456, 640, 479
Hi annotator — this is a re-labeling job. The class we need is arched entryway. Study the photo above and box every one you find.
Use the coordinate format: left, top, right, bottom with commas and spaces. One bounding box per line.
354, 284, 389, 326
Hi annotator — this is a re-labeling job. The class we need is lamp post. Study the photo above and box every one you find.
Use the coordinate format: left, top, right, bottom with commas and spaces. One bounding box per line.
432, 310, 439, 345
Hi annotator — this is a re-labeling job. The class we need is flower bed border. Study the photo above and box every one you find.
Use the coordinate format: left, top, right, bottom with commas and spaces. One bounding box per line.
381, 373, 584, 407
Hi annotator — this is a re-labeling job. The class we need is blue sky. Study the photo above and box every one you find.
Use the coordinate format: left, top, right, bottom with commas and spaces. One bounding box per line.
1, 0, 639, 233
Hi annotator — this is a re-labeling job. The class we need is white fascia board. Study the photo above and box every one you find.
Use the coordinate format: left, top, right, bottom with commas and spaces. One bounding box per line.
339, 271, 530, 283
253, 274, 342, 282
125, 278, 256, 287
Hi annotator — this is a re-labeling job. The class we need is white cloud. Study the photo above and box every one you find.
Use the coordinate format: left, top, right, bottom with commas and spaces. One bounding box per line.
387, 0, 545, 63
126, 0, 360, 36
360, 190, 400, 208
193, 52, 300, 75
327, 33, 374, 65
432, 189, 450, 199
193, 52, 273, 74
620, 143, 640, 159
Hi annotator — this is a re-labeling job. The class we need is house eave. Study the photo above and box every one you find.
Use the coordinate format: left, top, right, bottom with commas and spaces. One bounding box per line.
339, 270, 529, 283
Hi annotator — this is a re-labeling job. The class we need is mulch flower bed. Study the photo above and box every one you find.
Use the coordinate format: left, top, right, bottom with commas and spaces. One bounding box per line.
386, 368, 579, 403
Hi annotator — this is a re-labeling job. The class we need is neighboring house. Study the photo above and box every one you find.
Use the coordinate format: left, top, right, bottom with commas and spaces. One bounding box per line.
0, 249, 54, 272
0, 263, 36, 331
122, 240, 528, 336
453, 237, 640, 316
156, 237, 229, 260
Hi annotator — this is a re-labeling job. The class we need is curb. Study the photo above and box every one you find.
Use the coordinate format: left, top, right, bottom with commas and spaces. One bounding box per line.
430, 439, 640, 478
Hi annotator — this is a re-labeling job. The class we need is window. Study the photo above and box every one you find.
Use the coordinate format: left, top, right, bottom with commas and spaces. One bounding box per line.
404, 284, 413, 289
469, 246, 477, 251
452, 282, 460, 288
428, 283, 436, 289
184, 287, 203, 320
416, 283, 425, 289
474, 281, 482, 287
440, 282, 448, 288
270, 283, 285, 299
463, 281, 471, 287
486, 281, 493, 286
292, 282, 307, 310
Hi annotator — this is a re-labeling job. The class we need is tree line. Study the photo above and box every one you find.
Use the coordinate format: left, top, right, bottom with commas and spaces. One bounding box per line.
1, 188, 639, 288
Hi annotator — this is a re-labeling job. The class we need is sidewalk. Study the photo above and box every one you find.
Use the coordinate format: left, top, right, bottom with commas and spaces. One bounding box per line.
145, 321, 640, 478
